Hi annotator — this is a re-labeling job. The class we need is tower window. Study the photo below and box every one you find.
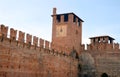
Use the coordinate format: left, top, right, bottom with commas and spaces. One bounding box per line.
56, 15, 61, 22
78, 20, 80, 26
73, 15, 76, 22
64, 14, 68, 22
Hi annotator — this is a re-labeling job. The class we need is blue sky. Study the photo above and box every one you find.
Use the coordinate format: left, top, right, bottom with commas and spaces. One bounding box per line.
0, 0, 120, 44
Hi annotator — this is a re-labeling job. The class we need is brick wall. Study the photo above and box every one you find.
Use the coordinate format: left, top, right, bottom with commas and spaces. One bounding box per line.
0, 25, 79, 77
85, 51, 120, 77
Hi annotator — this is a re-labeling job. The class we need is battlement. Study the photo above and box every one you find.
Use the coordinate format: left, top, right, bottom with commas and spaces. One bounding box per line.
0, 24, 74, 57
80, 43, 120, 52
0, 24, 49, 48
0, 24, 78, 77
1, 24, 119, 54
52, 8, 84, 25
86, 43, 119, 51
80, 36, 120, 51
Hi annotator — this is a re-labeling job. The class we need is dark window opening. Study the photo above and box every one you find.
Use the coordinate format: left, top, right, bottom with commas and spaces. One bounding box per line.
101, 73, 108, 77
110, 40, 113, 44
73, 15, 76, 22
103, 38, 105, 42
98, 38, 100, 43
84, 74, 88, 77
92, 38, 96, 45
93, 39, 95, 43
64, 14, 68, 22
78, 20, 81, 26
56, 15, 61, 22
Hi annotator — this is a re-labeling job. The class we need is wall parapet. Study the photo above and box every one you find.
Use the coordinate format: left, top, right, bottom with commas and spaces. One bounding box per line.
0, 24, 76, 58
85, 42, 120, 51
79, 42, 120, 51
0, 24, 51, 50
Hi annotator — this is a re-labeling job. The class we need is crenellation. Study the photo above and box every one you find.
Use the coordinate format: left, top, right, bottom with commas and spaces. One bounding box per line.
33, 36, 38, 47
10, 28, 17, 41
61, 15, 64, 23
26, 34, 32, 49
100, 37, 104, 42
68, 14, 73, 23
98, 43, 106, 51
87, 36, 116, 52
87, 43, 96, 51
90, 39, 94, 44
95, 38, 99, 43
39, 38, 44, 48
0, 24, 8, 38
18, 31, 25, 43
104, 37, 109, 43
26, 34, 32, 45
86, 42, 120, 51
0, 28, 78, 77
114, 43, 119, 50
0, 25, 55, 52
106, 43, 113, 51
45, 40, 50, 49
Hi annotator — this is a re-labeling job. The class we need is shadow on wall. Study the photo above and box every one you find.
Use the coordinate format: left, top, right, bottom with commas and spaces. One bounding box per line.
101, 73, 108, 77
79, 52, 96, 77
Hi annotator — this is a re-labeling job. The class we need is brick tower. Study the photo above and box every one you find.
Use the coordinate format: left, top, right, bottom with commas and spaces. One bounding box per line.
51, 8, 84, 54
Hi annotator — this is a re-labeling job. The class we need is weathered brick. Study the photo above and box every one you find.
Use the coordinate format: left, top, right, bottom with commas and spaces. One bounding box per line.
10, 28, 17, 41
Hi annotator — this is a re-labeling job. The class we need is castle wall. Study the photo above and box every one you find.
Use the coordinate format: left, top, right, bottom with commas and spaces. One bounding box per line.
0, 25, 79, 77
95, 52, 120, 77
1, 23, 120, 77
80, 42, 120, 77
85, 51, 120, 77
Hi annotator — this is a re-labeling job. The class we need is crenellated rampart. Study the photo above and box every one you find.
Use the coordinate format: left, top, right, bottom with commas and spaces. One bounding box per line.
0, 24, 73, 56
0, 24, 50, 49
80, 43, 120, 51
0, 24, 79, 77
